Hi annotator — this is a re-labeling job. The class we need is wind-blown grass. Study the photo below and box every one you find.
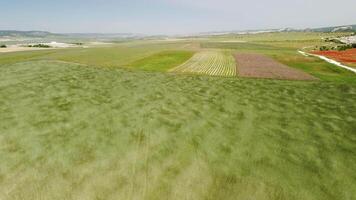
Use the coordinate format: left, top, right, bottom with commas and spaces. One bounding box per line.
0, 60, 355, 200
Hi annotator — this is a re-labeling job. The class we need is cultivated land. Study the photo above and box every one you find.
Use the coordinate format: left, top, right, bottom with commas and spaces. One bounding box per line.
0, 32, 356, 200
171, 50, 236, 77
235, 53, 317, 80
200, 33, 356, 82
312, 49, 356, 68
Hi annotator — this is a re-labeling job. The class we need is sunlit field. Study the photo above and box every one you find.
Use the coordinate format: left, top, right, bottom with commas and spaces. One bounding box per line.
1, 32, 355, 200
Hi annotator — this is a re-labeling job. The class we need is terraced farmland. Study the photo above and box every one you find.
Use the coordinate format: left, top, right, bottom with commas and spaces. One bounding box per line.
170, 50, 236, 77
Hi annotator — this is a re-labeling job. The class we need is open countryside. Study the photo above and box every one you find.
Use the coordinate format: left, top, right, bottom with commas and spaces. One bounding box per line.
0, 1, 356, 200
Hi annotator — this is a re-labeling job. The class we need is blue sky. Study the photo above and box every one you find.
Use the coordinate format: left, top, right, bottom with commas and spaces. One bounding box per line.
1, 0, 356, 34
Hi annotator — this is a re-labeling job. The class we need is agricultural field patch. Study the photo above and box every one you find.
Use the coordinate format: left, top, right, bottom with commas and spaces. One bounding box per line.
170, 50, 236, 77
128, 50, 194, 72
201, 42, 278, 51
235, 53, 317, 80
312, 49, 356, 68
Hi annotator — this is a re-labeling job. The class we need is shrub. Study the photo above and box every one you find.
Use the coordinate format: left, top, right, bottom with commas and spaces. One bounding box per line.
337, 45, 353, 51
330, 39, 344, 44
0, 44, 7, 48
319, 46, 329, 51
28, 44, 51, 48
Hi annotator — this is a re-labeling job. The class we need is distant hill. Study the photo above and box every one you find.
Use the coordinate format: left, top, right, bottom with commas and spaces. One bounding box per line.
0, 30, 61, 37
1, 24, 355, 39
183, 25, 356, 37
64, 33, 145, 39
309, 25, 356, 32
0, 31, 146, 41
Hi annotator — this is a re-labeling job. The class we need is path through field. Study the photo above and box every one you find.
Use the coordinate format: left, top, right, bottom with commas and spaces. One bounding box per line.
170, 50, 236, 77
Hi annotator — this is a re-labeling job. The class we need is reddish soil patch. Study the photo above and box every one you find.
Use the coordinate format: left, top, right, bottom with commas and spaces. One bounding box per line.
312, 49, 356, 63
235, 53, 316, 80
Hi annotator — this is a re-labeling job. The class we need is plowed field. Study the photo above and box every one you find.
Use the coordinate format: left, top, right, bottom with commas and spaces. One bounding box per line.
235, 53, 316, 80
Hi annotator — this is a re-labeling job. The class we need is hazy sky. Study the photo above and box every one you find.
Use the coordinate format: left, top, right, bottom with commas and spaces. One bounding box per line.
1, 0, 355, 34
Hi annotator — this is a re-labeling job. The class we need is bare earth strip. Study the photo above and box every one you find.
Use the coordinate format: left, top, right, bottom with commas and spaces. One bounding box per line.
170, 51, 236, 77
235, 53, 316, 80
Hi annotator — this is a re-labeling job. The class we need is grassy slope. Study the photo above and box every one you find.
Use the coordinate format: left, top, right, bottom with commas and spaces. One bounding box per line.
0, 60, 355, 200
128, 50, 194, 72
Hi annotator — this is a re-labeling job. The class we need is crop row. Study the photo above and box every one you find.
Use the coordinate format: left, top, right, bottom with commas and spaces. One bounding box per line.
170, 51, 236, 77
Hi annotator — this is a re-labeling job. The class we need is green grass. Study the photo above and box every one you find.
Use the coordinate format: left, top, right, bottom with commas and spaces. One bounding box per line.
128, 50, 194, 72
206, 32, 350, 46
201, 42, 281, 51
0, 41, 191, 67
0, 60, 355, 200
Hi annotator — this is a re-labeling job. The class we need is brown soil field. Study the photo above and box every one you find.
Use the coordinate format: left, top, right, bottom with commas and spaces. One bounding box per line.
235, 53, 316, 80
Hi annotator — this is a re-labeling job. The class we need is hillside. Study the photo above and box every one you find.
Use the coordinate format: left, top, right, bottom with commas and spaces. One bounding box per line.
0, 30, 61, 37
310, 25, 356, 32
1, 24, 355, 40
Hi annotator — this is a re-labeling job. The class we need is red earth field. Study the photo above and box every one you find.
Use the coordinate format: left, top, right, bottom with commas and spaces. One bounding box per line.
312, 49, 356, 63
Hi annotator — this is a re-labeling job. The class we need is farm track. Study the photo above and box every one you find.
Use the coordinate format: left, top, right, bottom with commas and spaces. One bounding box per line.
170, 51, 236, 77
